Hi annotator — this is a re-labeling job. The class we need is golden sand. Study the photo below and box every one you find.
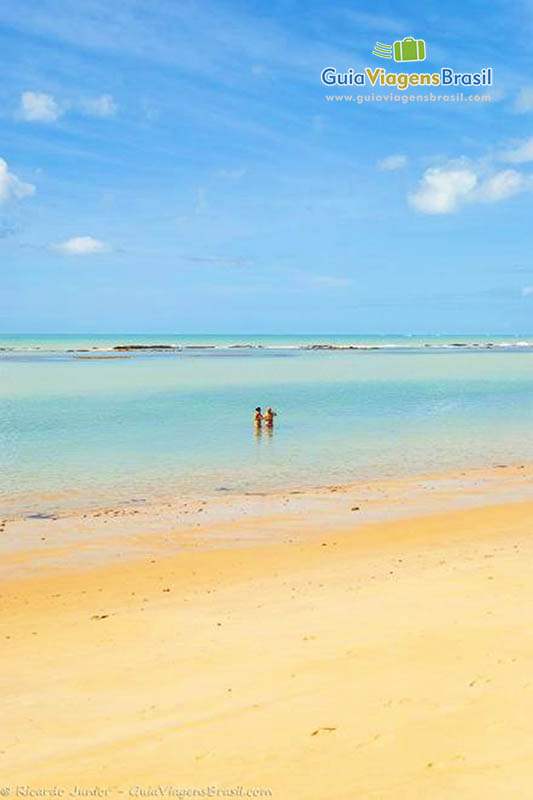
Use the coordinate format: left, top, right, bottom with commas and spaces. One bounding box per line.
3, 467, 533, 799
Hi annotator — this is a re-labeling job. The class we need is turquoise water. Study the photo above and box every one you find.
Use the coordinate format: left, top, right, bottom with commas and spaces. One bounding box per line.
2, 334, 533, 510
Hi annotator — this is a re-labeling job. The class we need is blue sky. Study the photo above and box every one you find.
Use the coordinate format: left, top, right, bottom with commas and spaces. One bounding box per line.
2, 0, 533, 333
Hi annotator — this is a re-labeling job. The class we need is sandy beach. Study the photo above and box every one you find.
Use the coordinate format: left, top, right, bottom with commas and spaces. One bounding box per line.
3, 465, 533, 799
7, 0, 533, 792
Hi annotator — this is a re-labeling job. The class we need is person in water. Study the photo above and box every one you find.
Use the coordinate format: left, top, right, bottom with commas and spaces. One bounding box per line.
254, 407, 263, 426
263, 407, 277, 427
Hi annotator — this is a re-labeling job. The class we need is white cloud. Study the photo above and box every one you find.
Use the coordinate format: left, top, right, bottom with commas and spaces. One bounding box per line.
409, 162, 529, 214
409, 167, 477, 214
378, 154, 407, 171
501, 137, 533, 164
514, 87, 533, 113
522, 286, 533, 297
52, 236, 109, 255
79, 94, 117, 117
478, 169, 525, 202
0, 157, 36, 203
19, 91, 63, 122
19, 91, 118, 123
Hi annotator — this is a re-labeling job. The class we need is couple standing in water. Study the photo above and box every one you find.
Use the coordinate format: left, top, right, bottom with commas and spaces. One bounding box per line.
254, 406, 277, 430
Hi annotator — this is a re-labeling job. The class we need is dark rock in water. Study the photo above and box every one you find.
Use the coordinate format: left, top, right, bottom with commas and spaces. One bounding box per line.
113, 344, 178, 351
302, 344, 379, 351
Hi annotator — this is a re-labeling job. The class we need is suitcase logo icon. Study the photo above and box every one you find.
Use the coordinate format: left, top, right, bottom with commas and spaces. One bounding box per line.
393, 37, 426, 62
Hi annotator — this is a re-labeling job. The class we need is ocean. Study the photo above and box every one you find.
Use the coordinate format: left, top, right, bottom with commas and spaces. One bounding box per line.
2, 333, 533, 513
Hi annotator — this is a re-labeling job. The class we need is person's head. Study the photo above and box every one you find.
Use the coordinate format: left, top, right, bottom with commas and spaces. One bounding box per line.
266, 407, 272, 414
255, 407, 261, 413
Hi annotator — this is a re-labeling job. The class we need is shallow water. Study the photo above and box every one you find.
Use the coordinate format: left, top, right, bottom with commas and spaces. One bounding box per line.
2, 334, 533, 510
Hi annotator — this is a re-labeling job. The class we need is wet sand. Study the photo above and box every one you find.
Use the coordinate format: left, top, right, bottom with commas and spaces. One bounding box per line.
3, 465, 533, 798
